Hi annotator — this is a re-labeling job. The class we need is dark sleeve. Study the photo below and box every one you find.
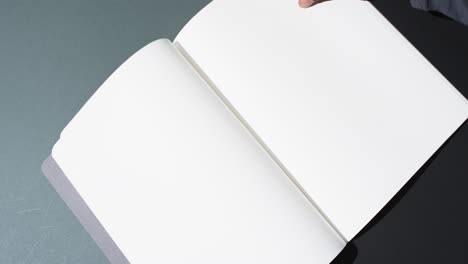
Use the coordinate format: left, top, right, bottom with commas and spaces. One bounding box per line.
410, 0, 468, 26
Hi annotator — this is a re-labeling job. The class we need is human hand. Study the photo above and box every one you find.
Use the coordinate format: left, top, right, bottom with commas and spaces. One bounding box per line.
298, 0, 328, 8
299, 0, 365, 8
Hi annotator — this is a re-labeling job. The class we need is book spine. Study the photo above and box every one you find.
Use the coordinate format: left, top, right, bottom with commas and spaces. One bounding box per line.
173, 41, 347, 244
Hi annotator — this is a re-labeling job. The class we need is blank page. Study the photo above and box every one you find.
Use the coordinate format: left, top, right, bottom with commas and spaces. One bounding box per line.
52, 39, 345, 263
176, 0, 468, 240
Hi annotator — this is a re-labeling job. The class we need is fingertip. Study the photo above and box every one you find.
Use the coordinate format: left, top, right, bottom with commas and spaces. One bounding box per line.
298, 0, 315, 8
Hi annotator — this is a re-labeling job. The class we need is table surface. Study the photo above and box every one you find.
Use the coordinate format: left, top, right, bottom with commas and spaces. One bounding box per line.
1, 1, 467, 263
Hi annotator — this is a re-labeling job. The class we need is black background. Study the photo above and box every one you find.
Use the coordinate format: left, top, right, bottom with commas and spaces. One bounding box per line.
333, 0, 468, 263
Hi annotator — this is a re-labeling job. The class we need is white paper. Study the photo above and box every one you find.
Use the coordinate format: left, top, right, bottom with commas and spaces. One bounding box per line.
176, 0, 468, 240
52, 39, 345, 263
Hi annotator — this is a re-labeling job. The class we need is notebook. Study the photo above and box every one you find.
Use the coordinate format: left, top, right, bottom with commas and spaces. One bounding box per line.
43, 0, 468, 263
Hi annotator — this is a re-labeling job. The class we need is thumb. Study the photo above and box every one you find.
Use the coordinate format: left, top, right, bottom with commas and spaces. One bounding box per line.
298, 0, 316, 8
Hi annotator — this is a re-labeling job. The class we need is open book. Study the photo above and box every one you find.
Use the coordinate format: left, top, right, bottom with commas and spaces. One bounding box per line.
42, 0, 468, 263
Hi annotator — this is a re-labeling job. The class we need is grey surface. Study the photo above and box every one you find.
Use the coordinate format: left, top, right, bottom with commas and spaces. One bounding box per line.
0, 1, 209, 263
41, 156, 128, 264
